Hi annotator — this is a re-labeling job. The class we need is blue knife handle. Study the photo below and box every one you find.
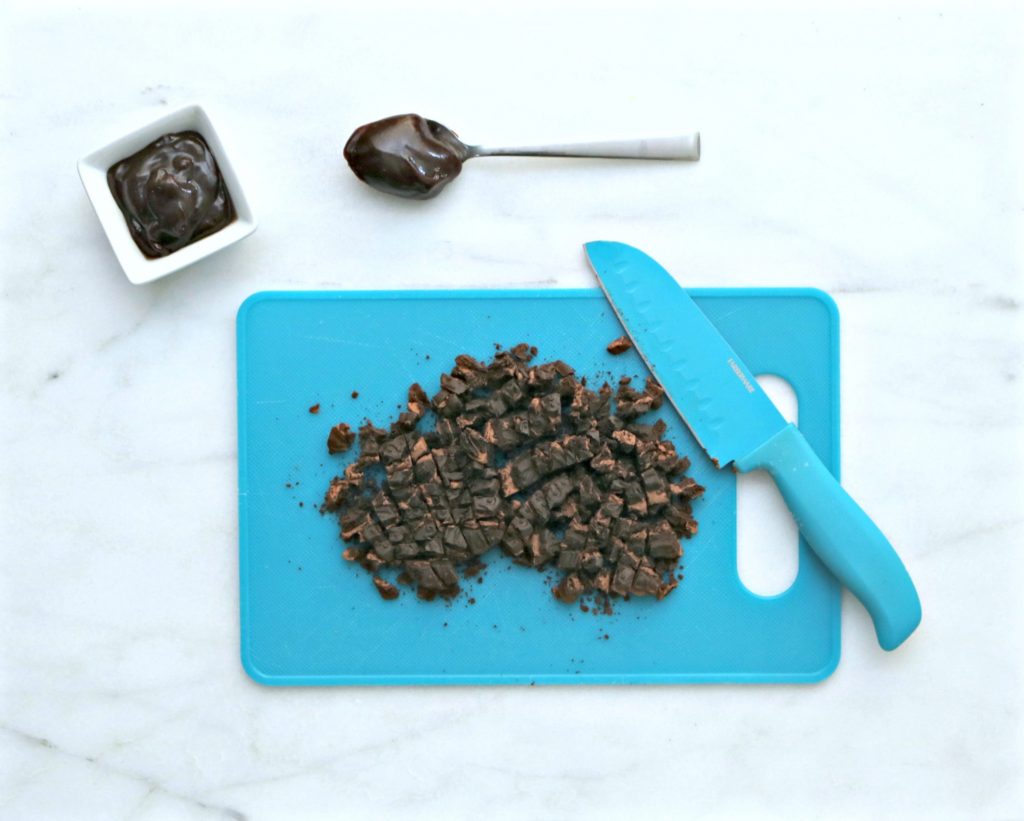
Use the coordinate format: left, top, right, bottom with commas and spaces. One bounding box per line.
734, 423, 921, 651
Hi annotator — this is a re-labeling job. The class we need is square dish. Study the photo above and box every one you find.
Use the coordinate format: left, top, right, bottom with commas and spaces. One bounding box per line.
78, 104, 256, 284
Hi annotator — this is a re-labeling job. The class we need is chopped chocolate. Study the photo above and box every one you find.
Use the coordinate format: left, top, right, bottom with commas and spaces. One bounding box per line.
606, 336, 633, 355
631, 564, 662, 597
554, 574, 586, 604
611, 563, 637, 596
373, 577, 400, 600
321, 345, 701, 607
327, 422, 356, 454
322, 477, 349, 512
402, 384, 425, 415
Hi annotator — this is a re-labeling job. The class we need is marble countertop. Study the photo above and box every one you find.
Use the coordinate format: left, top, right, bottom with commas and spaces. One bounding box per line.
1, 2, 1022, 819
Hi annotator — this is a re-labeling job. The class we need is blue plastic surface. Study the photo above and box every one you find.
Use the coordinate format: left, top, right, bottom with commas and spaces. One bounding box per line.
237, 289, 841, 685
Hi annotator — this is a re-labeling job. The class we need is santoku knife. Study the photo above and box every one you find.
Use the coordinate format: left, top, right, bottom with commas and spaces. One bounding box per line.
584, 240, 921, 651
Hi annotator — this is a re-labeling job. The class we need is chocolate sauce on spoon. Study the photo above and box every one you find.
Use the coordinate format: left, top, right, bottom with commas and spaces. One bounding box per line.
343, 114, 469, 200
344, 114, 701, 200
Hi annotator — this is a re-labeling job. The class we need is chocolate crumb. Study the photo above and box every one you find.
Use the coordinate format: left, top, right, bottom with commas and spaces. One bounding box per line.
309, 403, 321, 414
351, 391, 359, 399
606, 336, 633, 355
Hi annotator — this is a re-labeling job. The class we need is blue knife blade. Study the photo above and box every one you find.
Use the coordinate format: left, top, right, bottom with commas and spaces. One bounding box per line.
585, 240, 921, 651
584, 240, 788, 467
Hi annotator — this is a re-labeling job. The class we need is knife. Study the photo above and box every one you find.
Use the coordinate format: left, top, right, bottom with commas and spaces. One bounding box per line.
584, 240, 921, 651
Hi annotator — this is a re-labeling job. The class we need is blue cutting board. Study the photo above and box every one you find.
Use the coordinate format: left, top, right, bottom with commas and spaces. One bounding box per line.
238, 289, 840, 685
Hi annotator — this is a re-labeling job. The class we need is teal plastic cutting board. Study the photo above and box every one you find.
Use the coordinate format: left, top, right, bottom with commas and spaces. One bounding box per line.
237, 289, 840, 685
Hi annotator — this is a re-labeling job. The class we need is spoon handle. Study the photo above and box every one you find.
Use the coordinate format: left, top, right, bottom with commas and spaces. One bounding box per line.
467, 133, 700, 161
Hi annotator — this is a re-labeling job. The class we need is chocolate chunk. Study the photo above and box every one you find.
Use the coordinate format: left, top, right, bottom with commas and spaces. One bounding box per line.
656, 579, 679, 600
421, 536, 445, 557
387, 525, 410, 545
408, 383, 430, 416
408, 436, 430, 462
600, 494, 624, 519
432, 390, 463, 418
648, 524, 682, 559
387, 458, 414, 489
473, 494, 502, 518
623, 482, 648, 517
510, 453, 541, 489
373, 577, 400, 600
631, 565, 662, 597
611, 563, 637, 596
323, 477, 349, 512
441, 373, 469, 395
462, 521, 492, 556
371, 492, 400, 527
610, 429, 638, 453
627, 526, 649, 555
563, 521, 588, 551
671, 477, 706, 499
554, 573, 586, 604
431, 559, 460, 590
379, 435, 409, 464
340, 511, 370, 540
642, 468, 670, 507
500, 531, 526, 558
358, 422, 388, 454
522, 489, 551, 525
405, 560, 444, 592
361, 552, 384, 573
459, 428, 491, 464
411, 520, 439, 542
542, 474, 574, 508
527, 530, 559, 567
443, 525, 468, 550
644, 376, 665, 409
619, 549, 641, 570
606, 336, 633, 355
413, 454, 439, 484
557, 550, 581, 571
327, 422, 356, 454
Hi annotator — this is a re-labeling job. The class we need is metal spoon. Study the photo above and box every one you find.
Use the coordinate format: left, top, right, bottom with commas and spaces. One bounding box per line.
343, 114, 700, 200
464, 134, 700, 161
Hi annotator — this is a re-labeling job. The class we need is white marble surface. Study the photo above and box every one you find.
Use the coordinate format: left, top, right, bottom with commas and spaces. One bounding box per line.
1, 1, 1022, 819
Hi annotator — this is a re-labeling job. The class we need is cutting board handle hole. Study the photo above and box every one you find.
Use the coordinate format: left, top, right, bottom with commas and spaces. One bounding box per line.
736, 374, 800, 598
